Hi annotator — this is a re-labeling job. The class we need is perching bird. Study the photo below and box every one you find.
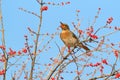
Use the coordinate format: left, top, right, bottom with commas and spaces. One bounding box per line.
60, 22, 90, 52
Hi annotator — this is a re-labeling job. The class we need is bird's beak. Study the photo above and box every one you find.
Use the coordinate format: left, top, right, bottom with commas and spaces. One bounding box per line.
60, 22, 63, 28
60, 22, 63, 24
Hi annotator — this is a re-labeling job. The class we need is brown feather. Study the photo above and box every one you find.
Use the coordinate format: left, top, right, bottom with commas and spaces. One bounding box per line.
78, 43, 90, 52
60, 22, 90, 52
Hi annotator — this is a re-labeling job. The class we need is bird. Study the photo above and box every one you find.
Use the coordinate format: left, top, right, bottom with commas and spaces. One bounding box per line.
60, 22, 90, 52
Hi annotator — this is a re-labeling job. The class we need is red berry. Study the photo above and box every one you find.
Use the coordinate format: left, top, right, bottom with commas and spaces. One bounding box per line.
41, 6, 48, 11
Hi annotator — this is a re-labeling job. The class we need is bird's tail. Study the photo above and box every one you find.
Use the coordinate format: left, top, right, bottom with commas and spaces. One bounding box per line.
78, 42, 90, 52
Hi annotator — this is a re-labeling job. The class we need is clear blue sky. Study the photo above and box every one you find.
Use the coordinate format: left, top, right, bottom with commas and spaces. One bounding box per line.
1, 0, 120, 80
2, 0, 120, 48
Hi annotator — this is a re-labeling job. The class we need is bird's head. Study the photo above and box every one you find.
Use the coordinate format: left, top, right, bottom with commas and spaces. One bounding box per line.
60, 22, 70, 30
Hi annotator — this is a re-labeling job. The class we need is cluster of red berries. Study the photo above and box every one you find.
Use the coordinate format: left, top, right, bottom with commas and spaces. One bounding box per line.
86, 27, 98, 39
113, 50, 118, 58
41, 6, 48, 11
87, 32, 98, 39
115, 73, 120, 78
0, 69, 5, 75
86, 59, 108, 67
0, 45, 5, 50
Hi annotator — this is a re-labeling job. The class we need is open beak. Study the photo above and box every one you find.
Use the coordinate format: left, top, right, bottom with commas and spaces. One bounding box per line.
60, 22, 63, 28
60, 22, 63, 25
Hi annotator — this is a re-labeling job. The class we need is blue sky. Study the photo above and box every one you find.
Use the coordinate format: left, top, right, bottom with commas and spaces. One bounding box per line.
2, 0, 120, 49
1, 0, 120, 80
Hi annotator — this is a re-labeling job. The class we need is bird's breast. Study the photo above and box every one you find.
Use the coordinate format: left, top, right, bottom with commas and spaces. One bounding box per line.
60, 30, 72, 38
60, 30, 77, 47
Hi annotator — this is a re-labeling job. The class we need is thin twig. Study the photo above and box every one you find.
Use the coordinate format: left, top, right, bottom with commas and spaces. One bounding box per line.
29, 0, 43, 79
55, 42, 64, 59
104, 58, 118, 80
46, 52, 71, 80
19, 8, 40, 18
0, 0, 8, 80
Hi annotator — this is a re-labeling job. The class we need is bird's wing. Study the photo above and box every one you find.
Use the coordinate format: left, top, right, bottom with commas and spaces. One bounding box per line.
70, 31, 78, 40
